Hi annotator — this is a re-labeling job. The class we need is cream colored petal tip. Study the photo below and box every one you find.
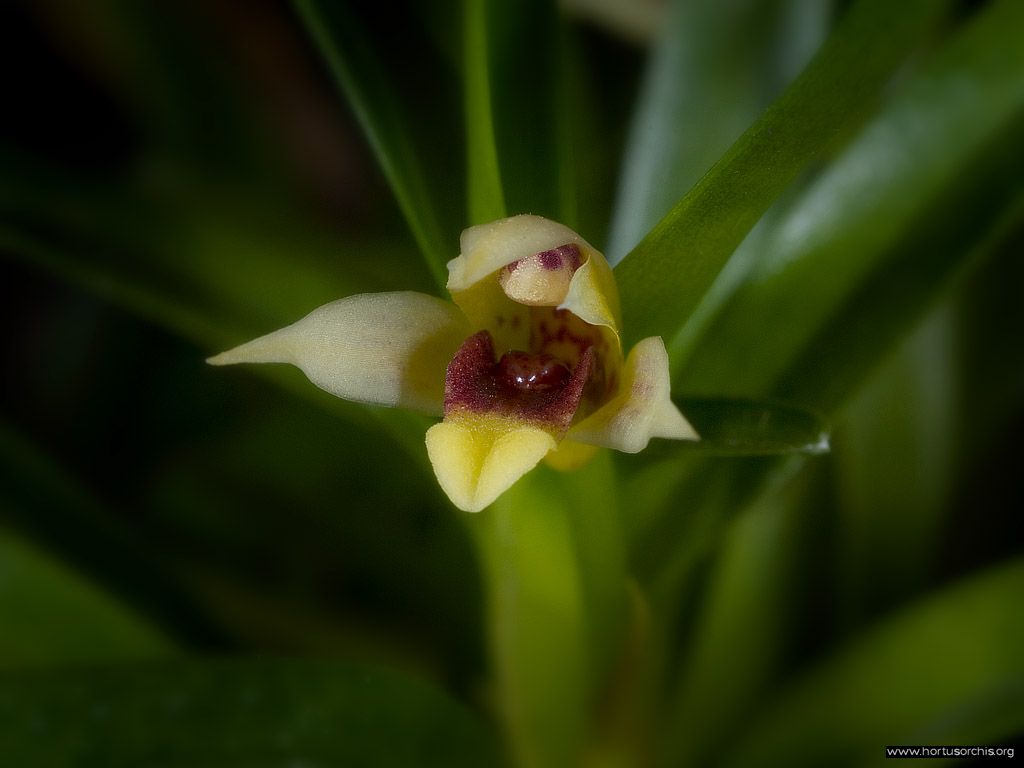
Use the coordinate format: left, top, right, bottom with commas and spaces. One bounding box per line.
559, 248, 622, 338
447, 214, 591, 292
425, 416, 557, 513
207, 291, 470, 415
568, 336, 699, 453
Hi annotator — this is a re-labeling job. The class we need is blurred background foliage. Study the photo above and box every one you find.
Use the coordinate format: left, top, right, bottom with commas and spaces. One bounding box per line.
0, 0, 1022, 766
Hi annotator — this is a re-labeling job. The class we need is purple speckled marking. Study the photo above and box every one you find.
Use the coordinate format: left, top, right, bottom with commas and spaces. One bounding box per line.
536, 243, 581, 270
503, 243, 582, 275
444, 330, 593, 434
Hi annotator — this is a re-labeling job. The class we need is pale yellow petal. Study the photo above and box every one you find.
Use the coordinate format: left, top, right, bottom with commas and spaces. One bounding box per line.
568, 336, 699, 453
445, 215, 622, 356
560, 249, 622, 340
544, 440, 600, 472
448, 215, 590, 291
425, 416, 557, 513
207, 292, 471, 415
498, 247, 578, 307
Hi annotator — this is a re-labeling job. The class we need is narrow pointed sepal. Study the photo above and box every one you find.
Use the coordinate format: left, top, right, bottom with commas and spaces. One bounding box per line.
207, 292, 471, 415
567, 336, 699, 453
425, 416, 557, 513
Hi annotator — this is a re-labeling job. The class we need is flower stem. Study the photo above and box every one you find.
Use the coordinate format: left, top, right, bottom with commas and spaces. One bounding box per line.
469, 453, 627, 767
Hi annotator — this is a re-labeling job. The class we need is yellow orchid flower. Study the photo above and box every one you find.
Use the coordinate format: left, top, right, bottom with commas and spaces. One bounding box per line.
208, 215, 698, 512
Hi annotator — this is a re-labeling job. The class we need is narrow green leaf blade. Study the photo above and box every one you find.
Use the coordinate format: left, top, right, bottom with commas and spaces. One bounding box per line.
615, 0, 953, 347
0, 527, 175, 668
0, 199, 431, 461
723, 558, 1024, 767
608, 0, 828, 262
0, 659, 499, 767
0, 419, 228, 648
656, 481, 807, 767
681, 0, 1024, 408
463, 0, 508, 224
639, 398, 829, 460
293, 0, 452, 286
831, 307, 960, 628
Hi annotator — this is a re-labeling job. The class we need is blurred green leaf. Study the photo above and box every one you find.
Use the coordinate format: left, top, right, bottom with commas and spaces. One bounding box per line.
614, 0, 953, 347
0, 419, 226, 648
293, 0, 452, 287
608, 0, 829, 262
0, 220, 229, 349
640, 0, 1024, 604
463, 0, 508, 224
142, 405, 480, 672
0, 659, 499, 767
951, 217, 1024, 469
0, 165, 409, 338
723, 558, 1024, 767
482, 0, 576, 226
638, 398, 829, 461
775, 186, 1024, 413
0, 526, 174, 668
0, 186, 433, 462
681, 0, 1024, 404
655, 477, 808, 768
832, 306, 959, 628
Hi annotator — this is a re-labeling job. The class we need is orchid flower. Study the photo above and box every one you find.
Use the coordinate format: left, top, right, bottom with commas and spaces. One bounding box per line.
208, 215, 698, 512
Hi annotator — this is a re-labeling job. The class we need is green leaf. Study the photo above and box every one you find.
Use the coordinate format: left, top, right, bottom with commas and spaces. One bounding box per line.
463, 0, 507, 224
638, 398, 829, 460
722, 558, 1024, 767
681, 0, 1024, 406
655, 478, 809, 767
775, 186, 1024, 413
0, 187, 432, 462
639, 0, 1024, 595
482, 0, 579, 227
0, 526, 174, 668
614, 0, 953, 347
0, 659, 499, 767
293, 0, 453, 287
607, 0, 829, 262
951, 213, 1024, 468
831, 306, 959, 628
0, 419, 226, 648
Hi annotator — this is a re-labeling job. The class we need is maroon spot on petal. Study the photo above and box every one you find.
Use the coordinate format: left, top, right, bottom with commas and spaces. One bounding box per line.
443, 330, 594, 434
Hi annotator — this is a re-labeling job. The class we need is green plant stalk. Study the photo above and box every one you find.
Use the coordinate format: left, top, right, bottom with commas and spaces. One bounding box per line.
469, 456, 626, 768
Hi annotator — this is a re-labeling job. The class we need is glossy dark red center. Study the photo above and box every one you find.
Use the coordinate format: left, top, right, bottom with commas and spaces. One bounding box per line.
496, 351, 570, 392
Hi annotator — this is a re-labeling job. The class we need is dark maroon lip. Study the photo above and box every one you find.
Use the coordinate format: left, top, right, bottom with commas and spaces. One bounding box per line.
496, 351, 570, 392
443, 330, 594, 434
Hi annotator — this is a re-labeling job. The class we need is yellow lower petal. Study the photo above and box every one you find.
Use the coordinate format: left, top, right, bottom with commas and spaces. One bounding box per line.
425, 415, 557, 513
544, 440, 600, 472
